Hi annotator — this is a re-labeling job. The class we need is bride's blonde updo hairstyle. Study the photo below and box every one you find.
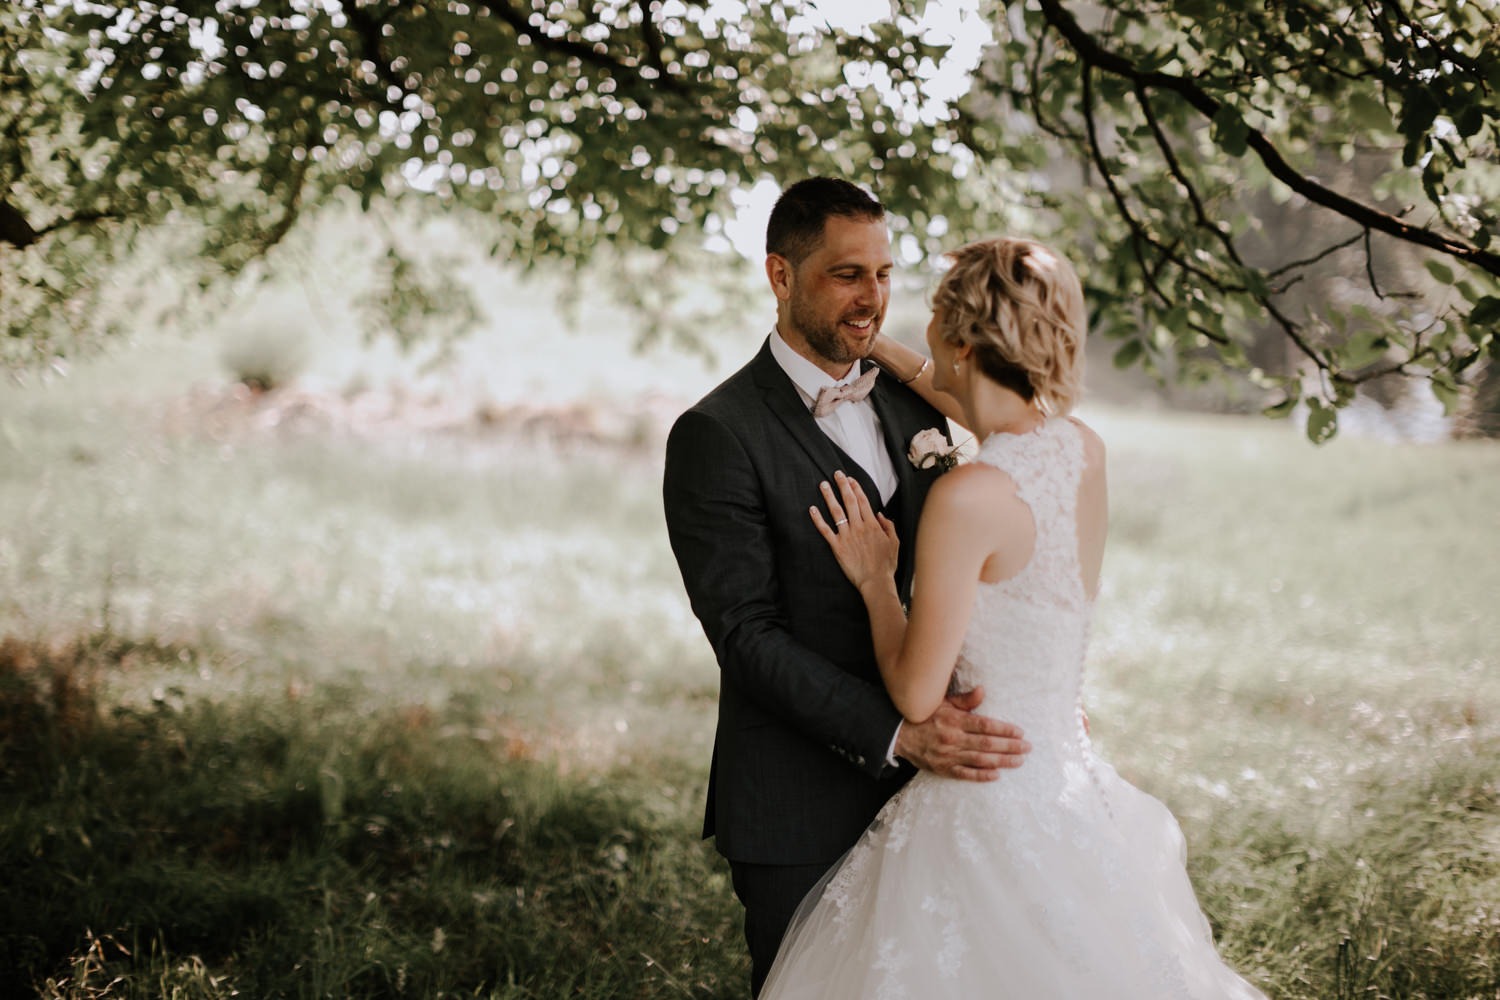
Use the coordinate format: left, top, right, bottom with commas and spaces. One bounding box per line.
931, 237, 1086, 415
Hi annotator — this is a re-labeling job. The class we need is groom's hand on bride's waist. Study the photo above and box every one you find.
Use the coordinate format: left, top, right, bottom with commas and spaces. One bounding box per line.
893, 686, 1031, 782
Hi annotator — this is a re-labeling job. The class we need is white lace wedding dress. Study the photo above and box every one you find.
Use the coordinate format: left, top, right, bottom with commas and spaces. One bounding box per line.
760, 419, 1267, 999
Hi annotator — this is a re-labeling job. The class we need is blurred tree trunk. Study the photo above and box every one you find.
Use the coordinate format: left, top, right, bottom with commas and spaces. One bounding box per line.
1456, 361, 1500, 438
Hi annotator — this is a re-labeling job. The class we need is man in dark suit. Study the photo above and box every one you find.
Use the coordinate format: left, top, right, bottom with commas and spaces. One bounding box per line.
662, 178, 1029, 995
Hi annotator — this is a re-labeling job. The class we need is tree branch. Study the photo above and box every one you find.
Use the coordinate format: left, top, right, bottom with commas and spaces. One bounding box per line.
1080, 67, 1165, 308
1080, 69, 1232, 348
1036, 0, 1500, 278
2, 204, 122, 249
636, 0, 669, 77
483, 0, 693, 100
0, 200, 38, 249
1266, 230, 1364, 279
1363, 227, 1385, 300
255, 120, 318, 256
344, 5, 408, 102
1261, 289, 1337, 374
1079, 55, 1334, 371
1134, 83, 1247, 271
1087, 129, 1245, 298
1023, 23, 1083, 144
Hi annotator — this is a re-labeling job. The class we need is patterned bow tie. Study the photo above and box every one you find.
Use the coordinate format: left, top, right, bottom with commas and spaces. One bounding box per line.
811, 366, 880, 418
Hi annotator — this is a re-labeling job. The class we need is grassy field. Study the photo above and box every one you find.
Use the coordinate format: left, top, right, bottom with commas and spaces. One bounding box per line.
1, 328, 1497, 998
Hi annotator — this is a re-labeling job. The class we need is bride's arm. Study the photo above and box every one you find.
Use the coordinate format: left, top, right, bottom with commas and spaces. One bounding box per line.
870, 333, 968, 429
815, 469, 1023, 723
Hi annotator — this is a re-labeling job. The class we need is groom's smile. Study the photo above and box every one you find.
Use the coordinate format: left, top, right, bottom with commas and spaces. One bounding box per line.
771, 215, 894, 377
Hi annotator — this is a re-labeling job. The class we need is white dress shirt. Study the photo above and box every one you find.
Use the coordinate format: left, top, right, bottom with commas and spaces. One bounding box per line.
768, 329, 898, 502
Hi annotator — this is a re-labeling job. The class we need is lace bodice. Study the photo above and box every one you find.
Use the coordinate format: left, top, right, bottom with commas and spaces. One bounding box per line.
953, 418, 1093, 789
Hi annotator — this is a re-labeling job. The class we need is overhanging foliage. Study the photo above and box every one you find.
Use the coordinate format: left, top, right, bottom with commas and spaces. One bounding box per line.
2, 0, 1497, 437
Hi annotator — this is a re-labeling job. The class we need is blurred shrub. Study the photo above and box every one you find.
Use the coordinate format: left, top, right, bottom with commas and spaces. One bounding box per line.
220, 314, 310, 392
0, 635, 100, 769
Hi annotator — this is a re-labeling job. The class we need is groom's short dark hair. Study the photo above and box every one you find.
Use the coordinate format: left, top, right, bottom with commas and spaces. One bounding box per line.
766, 178, 885, 266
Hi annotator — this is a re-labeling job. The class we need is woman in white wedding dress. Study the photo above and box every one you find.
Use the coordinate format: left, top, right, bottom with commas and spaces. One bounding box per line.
760, 238, 1267, 999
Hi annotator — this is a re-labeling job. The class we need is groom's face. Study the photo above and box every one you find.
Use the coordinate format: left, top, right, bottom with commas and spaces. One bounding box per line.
775, 215, 893, 371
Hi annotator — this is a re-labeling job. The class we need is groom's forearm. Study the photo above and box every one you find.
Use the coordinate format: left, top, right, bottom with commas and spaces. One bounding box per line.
716, 616, 903, 772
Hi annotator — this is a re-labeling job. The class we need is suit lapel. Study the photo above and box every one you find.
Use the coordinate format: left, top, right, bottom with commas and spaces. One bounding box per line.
751, 342, 886, 505
753, 344, 845, 481
867, 368, 924, 542
750, 341, 940, 600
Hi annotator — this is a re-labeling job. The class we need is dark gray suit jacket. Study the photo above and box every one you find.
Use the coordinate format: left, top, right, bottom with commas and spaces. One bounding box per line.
663, 338, 950, 865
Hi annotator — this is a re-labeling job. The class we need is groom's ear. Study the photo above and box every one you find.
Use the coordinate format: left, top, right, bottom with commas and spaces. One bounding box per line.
766, 253, 794, 302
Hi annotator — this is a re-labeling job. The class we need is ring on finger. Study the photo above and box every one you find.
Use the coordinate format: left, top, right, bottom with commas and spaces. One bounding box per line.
834, 518, 849, 527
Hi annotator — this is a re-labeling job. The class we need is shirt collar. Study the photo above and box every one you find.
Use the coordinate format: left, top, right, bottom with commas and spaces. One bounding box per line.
769, 327, 862, 408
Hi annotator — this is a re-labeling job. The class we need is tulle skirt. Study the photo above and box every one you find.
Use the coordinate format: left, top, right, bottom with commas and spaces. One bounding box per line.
760, 758, 1267, 999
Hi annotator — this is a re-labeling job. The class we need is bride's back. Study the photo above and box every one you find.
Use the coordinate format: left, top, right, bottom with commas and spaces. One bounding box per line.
952, 417, 1102, 767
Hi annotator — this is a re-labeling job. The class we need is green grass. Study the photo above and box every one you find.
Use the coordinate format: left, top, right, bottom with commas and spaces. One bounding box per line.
1, 337, 1497, 998
1, 637, 740, 998
1084, 410, 1500, 998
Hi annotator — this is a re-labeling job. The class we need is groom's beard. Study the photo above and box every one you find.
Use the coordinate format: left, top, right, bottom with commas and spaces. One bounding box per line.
791, 297, 883, 367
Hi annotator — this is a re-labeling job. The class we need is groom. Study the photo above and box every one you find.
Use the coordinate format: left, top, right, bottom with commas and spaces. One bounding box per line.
662, 178, 1029, 995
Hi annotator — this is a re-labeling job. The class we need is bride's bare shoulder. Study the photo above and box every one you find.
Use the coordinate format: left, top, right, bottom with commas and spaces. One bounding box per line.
1065, 416, 1106, 468
924, 460, 1025, 521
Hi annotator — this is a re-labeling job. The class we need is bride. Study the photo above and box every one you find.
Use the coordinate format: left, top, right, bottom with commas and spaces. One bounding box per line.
759, 237, 1267, 998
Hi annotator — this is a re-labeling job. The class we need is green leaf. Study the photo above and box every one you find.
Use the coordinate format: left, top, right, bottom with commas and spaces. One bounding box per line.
1421, 160, 1446, 202
1211, 105, 1249, 158
1113, 340, 1144, 370
1348, 91, 1390, 132
1424, 259, 1455, 285
1400, 87, 1439, 141
1455, 102, 1484, 140
1339, 330, 1390, 369
1470, 296, 1500, 328
1174, 0, 1212, 21
1263, 394, 1298, 419
1430, 376, 1461, 415
1305, 400, 1338, 444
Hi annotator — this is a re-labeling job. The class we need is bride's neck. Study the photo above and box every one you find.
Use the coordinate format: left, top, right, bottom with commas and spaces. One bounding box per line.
962, 382, 1046, 439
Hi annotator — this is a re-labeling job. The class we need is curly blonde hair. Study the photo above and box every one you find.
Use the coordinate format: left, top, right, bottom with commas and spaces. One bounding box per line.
931, 237, 1086, 415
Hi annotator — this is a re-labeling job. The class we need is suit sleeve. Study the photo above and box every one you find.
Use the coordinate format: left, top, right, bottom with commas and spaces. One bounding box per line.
663, 408, 903, 777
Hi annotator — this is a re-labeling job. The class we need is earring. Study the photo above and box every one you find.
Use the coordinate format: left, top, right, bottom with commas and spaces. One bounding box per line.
952, 360, 960, 373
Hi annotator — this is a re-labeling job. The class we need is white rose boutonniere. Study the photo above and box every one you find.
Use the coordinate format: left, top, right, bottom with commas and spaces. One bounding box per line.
908, 428, 960, 471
